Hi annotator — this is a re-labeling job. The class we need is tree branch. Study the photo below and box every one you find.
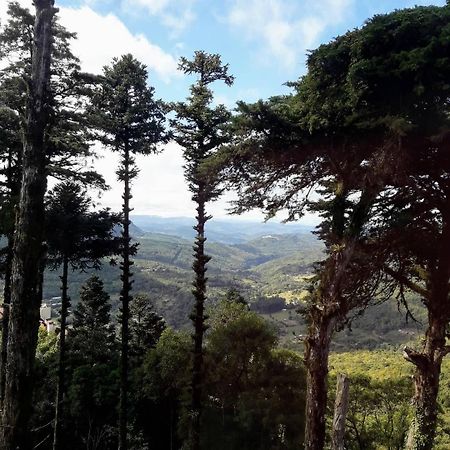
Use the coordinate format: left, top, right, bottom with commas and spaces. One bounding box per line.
403, 346, 429, 369
383, 266, 429, 300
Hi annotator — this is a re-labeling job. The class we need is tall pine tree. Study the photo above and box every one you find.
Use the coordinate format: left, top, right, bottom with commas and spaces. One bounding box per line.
45, 181, 121, 450
171, 51, 233, 450
0, 1, 105, 414
90, 54, 166, 450
69, 276, 115, 366
0, 0, 58, 448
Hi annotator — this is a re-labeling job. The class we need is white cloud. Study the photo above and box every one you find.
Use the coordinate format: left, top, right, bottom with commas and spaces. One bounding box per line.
226, 0, 354, 70
95, 142, 251, 219
0, 4, 6, 22
93, 142, 286, 221
0, 1, 179, 81
58, 6, 179, 81
95, 142, 189, 215
122, 0, 196, 36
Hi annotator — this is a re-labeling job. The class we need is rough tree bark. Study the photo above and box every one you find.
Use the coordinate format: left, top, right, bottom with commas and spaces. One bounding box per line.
190, 184, 210, 450
0, 148, 21, 408
304, 240, 357, 450
332, 373, 350, 450
53, 256, 69, 450
404, 220, 450, 450
0, 0, 57, 448
304, 313, 336, 450
0, 235, 13, 409
119, 145, 133, 450
404, 308, 450, 449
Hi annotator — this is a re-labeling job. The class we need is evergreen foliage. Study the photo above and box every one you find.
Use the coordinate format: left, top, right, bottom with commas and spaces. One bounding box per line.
69, 276, 116, 365
0, 1, 57, 446
171, 51, 233, 450
45, 181, 121, 449
129, 293, 166, 364
204, 301, 306, 449
210, 5, 450, 449
90, 53, 166, 450
0, 1, 105, 187
46, 181, 121, 271
1, 1, 450, 449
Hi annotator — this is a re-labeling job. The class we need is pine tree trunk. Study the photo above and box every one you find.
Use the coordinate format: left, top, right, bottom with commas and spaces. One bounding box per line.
0, 1, 56, 448
190, 185, 210, 450
304, 314, 336, 450
0, 235, 13, 409
53, 256, 69, 450
405, 315, 448, 450
119, 146, 132, 450
1, 147, 21, 409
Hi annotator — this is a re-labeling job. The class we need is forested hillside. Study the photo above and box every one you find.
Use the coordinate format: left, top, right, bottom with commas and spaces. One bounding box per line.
40, 221, 425, 351
1, 1, 449, 450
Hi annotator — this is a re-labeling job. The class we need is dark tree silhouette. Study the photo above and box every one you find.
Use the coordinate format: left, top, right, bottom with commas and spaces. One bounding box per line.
171, 51, 233, 450
129, 293, 166, 364
0, 108, 22, 408
212, 5, 450, 448
0, 0, 58, 448
69, 276, 115, 366
213, 98, 391, 449
91, 53, 166, 450
0, 1, 105, 414
354, 7, 450, 447
0, 1, 105, 187
45, 181, 121, 450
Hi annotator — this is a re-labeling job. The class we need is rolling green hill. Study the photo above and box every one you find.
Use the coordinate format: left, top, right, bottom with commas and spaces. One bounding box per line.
38, 224, 427, 350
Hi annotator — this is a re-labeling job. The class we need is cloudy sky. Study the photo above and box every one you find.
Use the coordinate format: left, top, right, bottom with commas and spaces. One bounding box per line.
0, 0, 446, 223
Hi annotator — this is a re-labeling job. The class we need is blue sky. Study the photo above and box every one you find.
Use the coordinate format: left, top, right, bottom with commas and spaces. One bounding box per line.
52, 0, 447, 105
0, 0, 447, 222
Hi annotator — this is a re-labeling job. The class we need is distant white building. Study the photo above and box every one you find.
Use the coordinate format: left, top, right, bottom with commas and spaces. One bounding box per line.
40, 304, 52, 321
40, 298, 61, 333
40, 297, 72, 334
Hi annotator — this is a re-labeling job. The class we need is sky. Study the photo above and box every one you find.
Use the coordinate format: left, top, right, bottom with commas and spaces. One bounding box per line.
0, 0, 447, 224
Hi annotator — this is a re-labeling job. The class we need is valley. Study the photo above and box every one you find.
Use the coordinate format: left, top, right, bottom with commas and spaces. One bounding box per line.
43, 216, 424, 351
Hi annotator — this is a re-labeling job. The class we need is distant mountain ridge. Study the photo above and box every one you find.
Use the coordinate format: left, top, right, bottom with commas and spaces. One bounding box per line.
130, 215, 314, 244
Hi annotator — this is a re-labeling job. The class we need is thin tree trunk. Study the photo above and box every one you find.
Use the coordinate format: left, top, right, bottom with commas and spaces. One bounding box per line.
0, 147, 21, 409
332, 373, 350, 450
53, 256, 69, 450
303, 228, 360, 450
303, 244, 350, 450
0, 1, 56, 448
304, 314, 336, 450
0, 235, 13, 409
190, 186, 210, 450
119, 146, 132, 450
